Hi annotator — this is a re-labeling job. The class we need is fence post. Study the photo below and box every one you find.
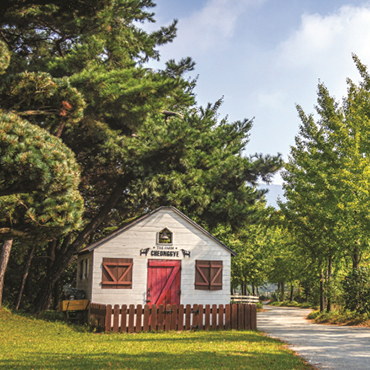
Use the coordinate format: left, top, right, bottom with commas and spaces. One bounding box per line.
143, 304, 150, 332
219, 304, 224, 329
171, 304, 177, 330
178, 304, 184, 331
158, 304, 164, 331
225, 304, 231, 330
121, 305, 127, 333
113, 305, 120, 333
185, 304, 191, 330
136, 305, 142, 333
212, 304, 217, 329
165, 304, 171, 332
205, 305, 211, 330
238, 304, 244, 330
128, 304, 135, 333
151, 304, 157, 331
105, 304, 112, 333
251, 304, 257, 330
245, 304, 251, 330
232, 304, 238, 329
198, 304, 204, 330
192, 304, 199, 329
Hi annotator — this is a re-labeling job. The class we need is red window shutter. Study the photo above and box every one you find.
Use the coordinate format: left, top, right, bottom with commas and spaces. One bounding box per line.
102, 258, 133, 289
195, 260, 223, 291
195, 260, 210, 290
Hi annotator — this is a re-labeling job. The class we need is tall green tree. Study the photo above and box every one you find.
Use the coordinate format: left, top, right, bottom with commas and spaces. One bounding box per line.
0, 113, 83, 308
281, 56, 370, 310
0, 40, 84, 308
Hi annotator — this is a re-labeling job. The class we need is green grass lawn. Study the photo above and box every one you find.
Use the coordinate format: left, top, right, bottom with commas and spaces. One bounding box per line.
0, 309, 313, 370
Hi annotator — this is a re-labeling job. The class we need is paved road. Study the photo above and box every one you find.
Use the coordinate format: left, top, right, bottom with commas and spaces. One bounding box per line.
257, 305, 370, 369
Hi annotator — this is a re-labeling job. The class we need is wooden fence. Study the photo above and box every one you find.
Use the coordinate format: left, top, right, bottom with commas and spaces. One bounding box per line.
231, 295, 259, 304
90, 303, 257, 333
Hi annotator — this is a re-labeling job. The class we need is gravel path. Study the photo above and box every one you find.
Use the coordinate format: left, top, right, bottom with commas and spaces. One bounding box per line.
257, 305, 370, 369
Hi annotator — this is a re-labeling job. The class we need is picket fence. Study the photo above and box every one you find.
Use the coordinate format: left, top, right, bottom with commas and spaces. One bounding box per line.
90, 303, 257, 333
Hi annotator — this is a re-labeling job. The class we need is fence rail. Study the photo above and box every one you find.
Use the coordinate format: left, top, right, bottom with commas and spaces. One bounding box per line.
90, 303, 257, 333
230, 295, 259, 304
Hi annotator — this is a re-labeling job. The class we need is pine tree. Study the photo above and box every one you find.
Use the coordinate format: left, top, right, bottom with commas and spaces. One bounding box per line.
0, 113, 83, 308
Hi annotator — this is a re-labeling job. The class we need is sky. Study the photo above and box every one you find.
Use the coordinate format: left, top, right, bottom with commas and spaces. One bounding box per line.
144, 0, 370, 189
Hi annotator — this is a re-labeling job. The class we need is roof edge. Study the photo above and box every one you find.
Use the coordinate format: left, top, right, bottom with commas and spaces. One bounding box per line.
77, 206, 237, 256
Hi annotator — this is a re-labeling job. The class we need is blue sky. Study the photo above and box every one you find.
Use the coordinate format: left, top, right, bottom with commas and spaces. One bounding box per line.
144, 0, 370, 185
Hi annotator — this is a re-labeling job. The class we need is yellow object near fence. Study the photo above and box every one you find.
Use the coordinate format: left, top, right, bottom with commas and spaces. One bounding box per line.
58, 299, 89, 312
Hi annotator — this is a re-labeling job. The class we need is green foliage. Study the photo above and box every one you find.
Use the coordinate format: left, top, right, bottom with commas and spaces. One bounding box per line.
0, 71, 85, 135
341, 266, 370, 314
0, 41, 10, 73
269, 301, 317, 309
280, 56, 370, 311
0, 310, 312, 370
128, 102, 281, 228
308, 309, 370, 325
282, 60, 370, 262
0, 113, 83, 240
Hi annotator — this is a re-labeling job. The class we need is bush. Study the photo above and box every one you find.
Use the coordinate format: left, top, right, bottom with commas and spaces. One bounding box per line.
342, 267, 370, 314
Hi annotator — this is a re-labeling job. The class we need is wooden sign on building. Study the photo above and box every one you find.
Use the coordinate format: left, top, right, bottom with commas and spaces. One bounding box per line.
76, 207, 236, 306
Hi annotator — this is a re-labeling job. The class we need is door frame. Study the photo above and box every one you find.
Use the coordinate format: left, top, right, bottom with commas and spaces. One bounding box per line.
146, 259, 181, 307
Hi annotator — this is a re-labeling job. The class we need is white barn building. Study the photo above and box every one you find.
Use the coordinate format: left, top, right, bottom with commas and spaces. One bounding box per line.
76, 207, 236, 306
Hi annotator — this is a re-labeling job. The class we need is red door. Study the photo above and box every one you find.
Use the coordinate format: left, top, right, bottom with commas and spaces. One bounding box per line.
147, 260, 181, 307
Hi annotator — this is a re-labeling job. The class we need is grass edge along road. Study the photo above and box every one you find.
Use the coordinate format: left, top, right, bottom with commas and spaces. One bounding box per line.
0, 309, 313, 370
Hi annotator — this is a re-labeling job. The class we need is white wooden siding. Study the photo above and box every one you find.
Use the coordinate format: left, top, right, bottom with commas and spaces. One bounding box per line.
87, 209, 232, 305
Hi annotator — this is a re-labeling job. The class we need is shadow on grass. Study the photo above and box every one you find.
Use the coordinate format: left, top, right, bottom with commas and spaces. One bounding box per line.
107, 330, 268, 343
0, 330, 311, 370
1, 348, 308, 370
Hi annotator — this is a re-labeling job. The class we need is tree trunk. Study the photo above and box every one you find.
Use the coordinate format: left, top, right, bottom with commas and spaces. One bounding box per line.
352, 242, 360, 271
252, 285, 255, 296
326, 256, 332, 313
0, 239, 13, 309
52, 279, 60, 310
280, 281, 285, 301
15, 244, 36, 310
290, 283, 294, 302
320, 270, 325, 312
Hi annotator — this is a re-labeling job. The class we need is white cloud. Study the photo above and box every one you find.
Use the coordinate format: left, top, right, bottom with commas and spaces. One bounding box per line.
171, 0, 266, 55
276, 4, 370, 84
250, 3, 370, 162
257, 90, 287, 110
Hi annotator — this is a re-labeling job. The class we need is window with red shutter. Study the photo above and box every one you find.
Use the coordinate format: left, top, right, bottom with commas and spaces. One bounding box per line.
101, 258, 133, 289
195, 260, 223, 290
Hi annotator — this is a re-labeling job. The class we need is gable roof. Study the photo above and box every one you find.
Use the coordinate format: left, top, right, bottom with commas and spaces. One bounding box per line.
77, 206, 237, 256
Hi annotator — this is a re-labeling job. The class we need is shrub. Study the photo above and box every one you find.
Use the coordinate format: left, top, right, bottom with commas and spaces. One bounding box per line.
341, 267, 370, 314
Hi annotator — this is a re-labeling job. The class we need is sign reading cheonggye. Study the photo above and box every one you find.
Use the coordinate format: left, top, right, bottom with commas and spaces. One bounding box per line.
151, 250, 179, 257
139, 246, 191, 258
